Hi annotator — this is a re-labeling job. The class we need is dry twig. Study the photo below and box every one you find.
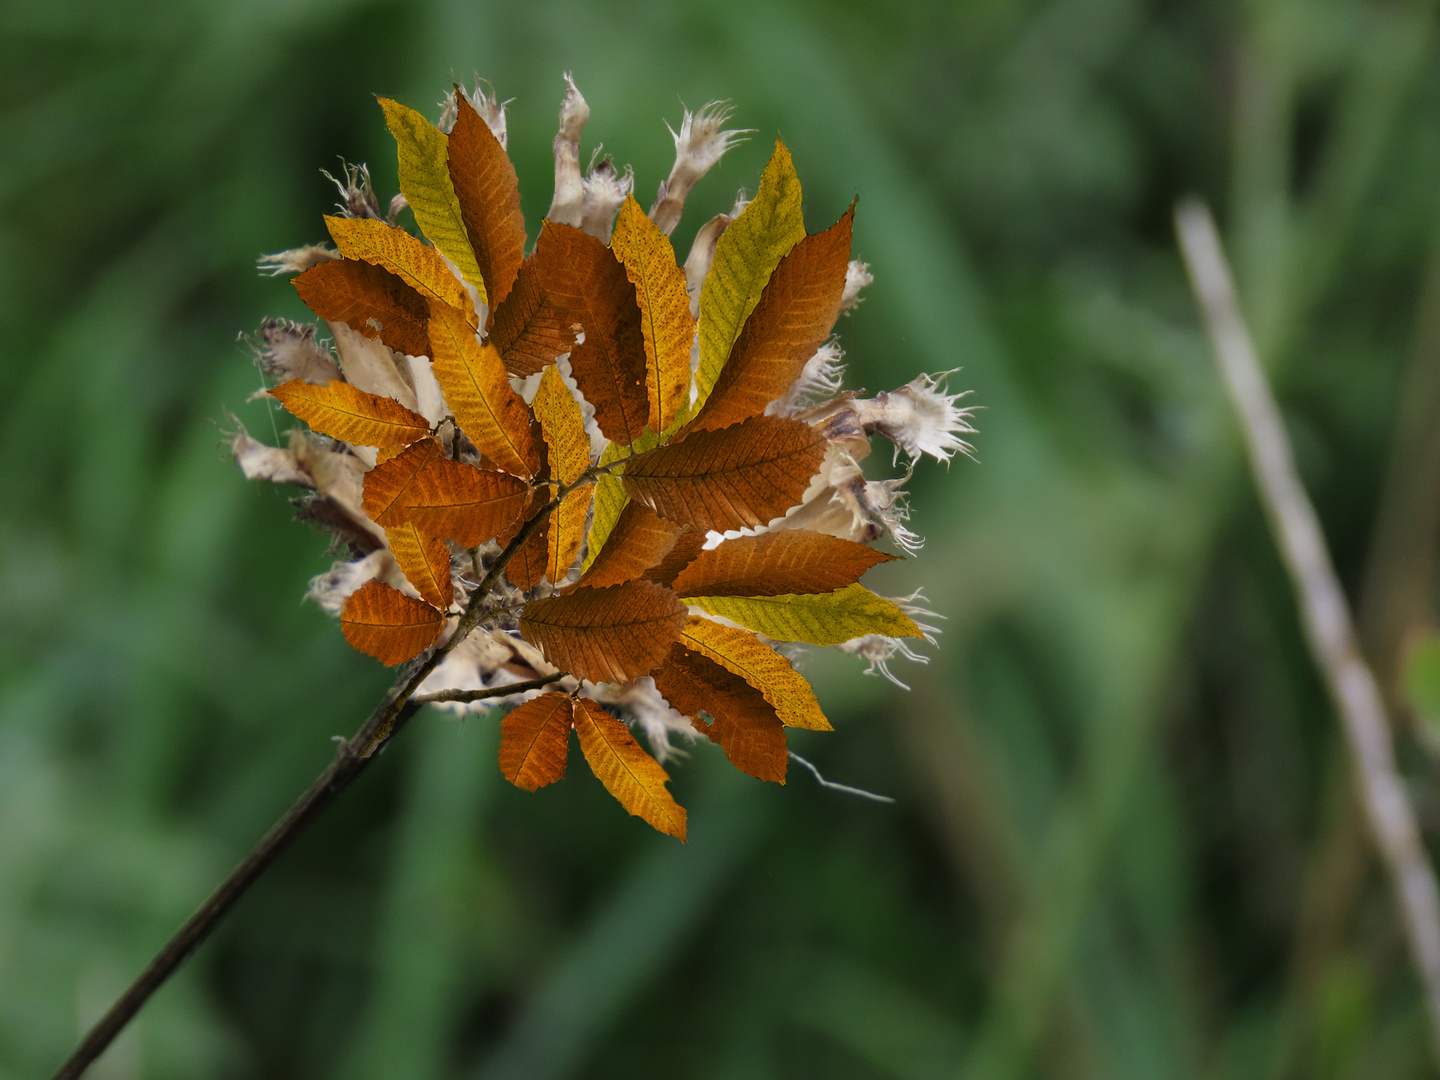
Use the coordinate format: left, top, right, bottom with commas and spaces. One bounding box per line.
1176, 199, 1440, 1062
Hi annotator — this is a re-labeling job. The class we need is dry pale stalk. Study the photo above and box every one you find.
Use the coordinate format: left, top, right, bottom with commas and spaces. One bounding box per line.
1176, 198, 1440, 1062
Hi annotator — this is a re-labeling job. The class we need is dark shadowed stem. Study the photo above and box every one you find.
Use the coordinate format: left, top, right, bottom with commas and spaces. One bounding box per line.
1177, 199, 1440, 1066
51, 489, 571, 1080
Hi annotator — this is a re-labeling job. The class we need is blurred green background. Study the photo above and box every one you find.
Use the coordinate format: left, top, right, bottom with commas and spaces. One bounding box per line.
5, 0, 1440, 1076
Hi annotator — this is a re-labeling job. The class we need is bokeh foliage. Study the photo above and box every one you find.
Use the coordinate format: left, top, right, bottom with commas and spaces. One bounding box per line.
3, 0, 1439, 1076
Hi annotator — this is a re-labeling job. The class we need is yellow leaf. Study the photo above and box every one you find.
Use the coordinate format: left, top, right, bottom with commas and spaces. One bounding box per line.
685, 583, 923, 646
610, 196, 695, 432
679, 616, 831, 730
269, 378, 430, 448
325, 216, 476, 324
384, 519, 452, 610
379, 97, 487, 302
690, 139, 805, 420
426, 298, 538, 479
532, 364, 590, 486
573, 696, 686, 840
582, 440, 630, 572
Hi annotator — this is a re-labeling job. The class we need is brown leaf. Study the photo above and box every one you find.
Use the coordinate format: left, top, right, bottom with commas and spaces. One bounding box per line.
653, 646, 787, 783
487, 252, 580, 375
508, 512, 550, 590
384, 520, 452, 609
292, 259, 430, 359
341, 580, 444, 665
532, 364, 591, 485
401, 458, 530, 547
520, 580, 687, 684
449, 94, 527, 317
269, 379, 431, 448
643, 527, 707, 588
499, 692, 573, 790
325, 216, 476, 324
547, 483, 594, 585
579, 501, 684, 589
690, 207, 854, 432
361, 438, 445, 526
670, 530, 895, 598
427, 298, 539, 478
679, 616, 831, 730
511, 222, 648, 443
621, 415, 827, 532
573, 696, 686, 840
610, 196, 694, 432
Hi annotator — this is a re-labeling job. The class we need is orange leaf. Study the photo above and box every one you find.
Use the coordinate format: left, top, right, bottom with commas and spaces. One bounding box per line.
579, 501, 685, 589
401, 458, 530, 547
292, 259, 430, 359
427, 298, 539, 479
573, 696, 686, 840
679, 616, 831, 730
547, 482, 594, 585
499, 692, 573, 791
515, 222, 648, 444
325, 216, 476, 325
341, 580, 445, 665
532, 364, 591, 485
520, 580, 687, 684
487, 253, 580, 375
690, 207, 854, 431
269, 379, 431, 448
670, 530, 896, 598
653, 646, 787, 783
508, 511, 550, 590
448, 94, 527, 317
361, 438, 445, 526
384, 520, 452, 610
610, 196, 694, 432
621, 415, 827, 532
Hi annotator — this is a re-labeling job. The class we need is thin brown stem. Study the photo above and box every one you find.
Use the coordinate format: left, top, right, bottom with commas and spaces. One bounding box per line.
1176, 198, 1440, 1066
51, 488, 570, 1080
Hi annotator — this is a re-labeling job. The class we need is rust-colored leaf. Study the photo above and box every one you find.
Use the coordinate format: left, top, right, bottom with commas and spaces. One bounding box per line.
670, 530, 895, 598
643, 527, 707, 588
340, 580, 445, 665
293, 259, 430, 359
547, 482, 594, 584
679, 616, 831, 730
621, 415, 827, 532
690, 207, 854, 431
610, 196, 694, 432
269, 379, 431, 448
325, 216, 476, 325
361, 438, 445, 526
510, 222, 648, 443
448, 94, 527, 317
533, 364, 590, 485
400, 458, 529, 547
487, 253, 580, 375
579, 501, 684, 589
384, 520, 452, 610
573, 696, 686, 840
427, 298, 538, 479
653, 646, 787, 783
520, 580, 687, 684
499, 692, 573, 791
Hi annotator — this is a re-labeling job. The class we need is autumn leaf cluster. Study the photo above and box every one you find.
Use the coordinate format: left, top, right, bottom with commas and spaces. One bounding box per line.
234, 77, 975, 838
